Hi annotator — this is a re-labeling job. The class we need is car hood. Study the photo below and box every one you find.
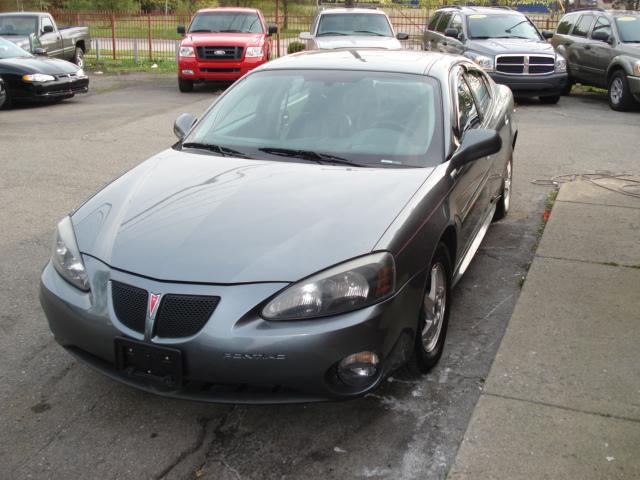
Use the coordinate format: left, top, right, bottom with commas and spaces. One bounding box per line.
183, 32, 265, 47
73, 150, 431, 284
467, 38, 556, 56
314, 35, 402, 50
0, 56, 81, 74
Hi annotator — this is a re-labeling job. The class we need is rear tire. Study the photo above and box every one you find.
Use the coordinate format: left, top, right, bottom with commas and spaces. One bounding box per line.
178, 78, 194, 93
540, 95, 560, 104
494, 157, 512, 221
411, 243, 452, 373
73, 47, 84, 69
608, 71, 635, 112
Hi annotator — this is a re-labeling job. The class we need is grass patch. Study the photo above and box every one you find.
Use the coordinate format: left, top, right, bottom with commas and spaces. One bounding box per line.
85, 57, 176, 74
572, 84, 607, 95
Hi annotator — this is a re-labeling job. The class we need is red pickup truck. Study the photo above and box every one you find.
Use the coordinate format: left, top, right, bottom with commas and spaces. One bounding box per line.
177, 7, 277, 92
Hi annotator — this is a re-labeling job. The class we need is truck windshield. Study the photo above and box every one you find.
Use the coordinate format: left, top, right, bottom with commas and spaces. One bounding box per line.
467, 14, 541, 40
183, 69, 443, 168
0, 16, 37, 36
0, 37, 32, 58
189, 12, 263, 33
615, 16, 640, 43
317, 13, 393, 37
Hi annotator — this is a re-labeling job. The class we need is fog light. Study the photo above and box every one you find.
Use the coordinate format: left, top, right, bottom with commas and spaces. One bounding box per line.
338, 351, 379, 387
181, 69, 194, 75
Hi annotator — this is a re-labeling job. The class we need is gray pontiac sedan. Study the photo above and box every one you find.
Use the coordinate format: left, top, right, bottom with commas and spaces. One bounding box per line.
40, 49, 517, 403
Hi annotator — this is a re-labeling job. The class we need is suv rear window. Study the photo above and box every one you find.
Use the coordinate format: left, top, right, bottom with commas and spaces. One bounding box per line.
556, 14, 577, 35
572, 14, 594, 37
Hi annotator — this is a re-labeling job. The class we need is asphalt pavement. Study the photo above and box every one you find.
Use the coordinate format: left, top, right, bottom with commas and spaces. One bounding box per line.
1, 74, 639, 480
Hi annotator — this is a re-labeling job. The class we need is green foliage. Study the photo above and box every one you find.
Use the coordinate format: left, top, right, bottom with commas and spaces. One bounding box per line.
287, 41, 305, 54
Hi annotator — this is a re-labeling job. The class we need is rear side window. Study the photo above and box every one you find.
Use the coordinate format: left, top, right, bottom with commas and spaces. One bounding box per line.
436, 12, 453, 33
556, 14, 576, 35
572, 15, 594, 37
427, 12, 441, 31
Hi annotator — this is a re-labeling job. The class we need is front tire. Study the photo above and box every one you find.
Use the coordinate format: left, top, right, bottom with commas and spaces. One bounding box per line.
608, 71, 635, 111
494, 157, 512, 221
73, 47, 84, 69
411, 243, 452, 373
178, 78, 194, 93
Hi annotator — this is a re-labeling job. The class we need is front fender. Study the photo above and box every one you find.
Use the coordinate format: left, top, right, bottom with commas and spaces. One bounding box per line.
606, 55, 638, 80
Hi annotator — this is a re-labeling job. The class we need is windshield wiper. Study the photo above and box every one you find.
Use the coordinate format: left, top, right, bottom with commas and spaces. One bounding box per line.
259, 148, 363, 167
220, 29, 242, 33
505, 20, 530, 33
492, 35, 532, 39
182, 142, 253, 158
317, 31, 348, 36
190, 29, 213, 33
353, 30, 386, 36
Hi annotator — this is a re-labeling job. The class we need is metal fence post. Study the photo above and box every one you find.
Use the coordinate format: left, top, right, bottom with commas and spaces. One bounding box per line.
134, 39, 139, 64
148, 14, 153, 62
111, 12, 116, 60
96, 38, 100, 60
275, 0, 280, 58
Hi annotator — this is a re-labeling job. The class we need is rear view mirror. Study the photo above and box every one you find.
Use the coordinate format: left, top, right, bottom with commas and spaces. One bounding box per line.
449, 129, 502, 170
33, 47, 47, 56
541, 30, 554, 40
591, 30, 610, 43
299, 32, 311, 40
177, 25, 186, 35
268, 24, 278, 36
174, 113, 197, 140
444, 28, 460, 39
42, 25, 54, 34
396, 32, 409, 40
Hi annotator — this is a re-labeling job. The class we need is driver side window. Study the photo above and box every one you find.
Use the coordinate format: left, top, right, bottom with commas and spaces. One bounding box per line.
456, 71, 479, 135
591, 17, 611, 40
41, 17, 53, 34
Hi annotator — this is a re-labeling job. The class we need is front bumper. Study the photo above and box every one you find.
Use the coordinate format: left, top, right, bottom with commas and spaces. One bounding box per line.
178, 56, 266, 81
40, 256, 422, 404
628, 75, 640, 102
488, 71, 567, 97
12, 76, 89, 101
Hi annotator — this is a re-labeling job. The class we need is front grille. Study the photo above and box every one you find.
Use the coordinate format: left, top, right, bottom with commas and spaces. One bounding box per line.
496, 55, 555, 75
154, 294, 220, 338
112, 281, 148, 334
196, 46, 243, 60
55, 73, 78, 79
201, 68, 241, 73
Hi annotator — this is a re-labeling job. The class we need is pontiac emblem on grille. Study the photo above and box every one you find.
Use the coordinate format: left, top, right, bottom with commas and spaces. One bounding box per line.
214, 50, 226, 56
149, 293, 161, 319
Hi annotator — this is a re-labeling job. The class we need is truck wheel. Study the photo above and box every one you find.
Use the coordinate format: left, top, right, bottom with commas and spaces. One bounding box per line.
178, 78, 194, 93
73, 47, 84, 69
540, 95, 560, 104
608, 71, 635, 112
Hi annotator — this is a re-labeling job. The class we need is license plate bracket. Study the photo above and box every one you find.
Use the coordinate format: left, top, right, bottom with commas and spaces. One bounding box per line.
115, 337, 183, 387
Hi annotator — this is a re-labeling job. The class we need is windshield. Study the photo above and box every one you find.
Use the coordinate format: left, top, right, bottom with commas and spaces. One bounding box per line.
0, 16, 37, 36
317, 13, 393, 37
467, 13, 541, 40
0, 37, 32, 58
615, 16, 640, 42
188, 12, 263, 33
184, 69, 443, 168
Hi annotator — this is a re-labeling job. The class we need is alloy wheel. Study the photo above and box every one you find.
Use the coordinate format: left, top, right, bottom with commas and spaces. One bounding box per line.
421, 263, 447, 353
610, 77, 623, 105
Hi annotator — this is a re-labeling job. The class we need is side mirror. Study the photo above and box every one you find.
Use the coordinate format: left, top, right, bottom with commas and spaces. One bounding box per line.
445, 28, 460, 39
33, 47, 47, 56
299, 31, 312, 40
449, 129, 502, 171
42, 25, 54, 34
591, 30, 610, 43
174, 113, 197, 140
396, 32, 409, 40
268, 24, 278, 36
541, 30, 554, 40
177, 25, 186, 35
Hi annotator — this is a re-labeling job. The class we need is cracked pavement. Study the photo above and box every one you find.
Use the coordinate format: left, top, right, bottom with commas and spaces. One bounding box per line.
1, 75, 639, 479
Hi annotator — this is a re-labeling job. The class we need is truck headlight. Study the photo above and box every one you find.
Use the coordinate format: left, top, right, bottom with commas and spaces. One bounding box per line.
555, 55, 567, 73
245, 46, 264, 58
179, 46, 195, 57
22, 73, 55, 82
51, 216, 90, 291
466, 53, 494, 72
262, 252, 396, 320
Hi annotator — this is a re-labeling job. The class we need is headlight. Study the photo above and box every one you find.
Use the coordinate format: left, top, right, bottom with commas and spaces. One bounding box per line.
22, 73, 55, 82
51, 216, 89, 291
245, 46, 264, 58
262, 252, 396, 321
634, 61, 640, 77
467, 53, 494, 72
555, 55, 567, 73
76, 68, 86, 78
179, 46, 195, 57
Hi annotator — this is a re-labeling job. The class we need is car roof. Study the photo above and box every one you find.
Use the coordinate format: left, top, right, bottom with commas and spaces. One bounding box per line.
436, 6, 523, 16
0, 12, 45, 16
562, 9, 640, 16
257, 49, 461, 77
319, 8, 387, 15
195, 7, 260, 14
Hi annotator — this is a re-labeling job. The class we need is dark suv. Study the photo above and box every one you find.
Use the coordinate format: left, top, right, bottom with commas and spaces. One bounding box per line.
550, 9, 640, 111
424, 6, 568, 103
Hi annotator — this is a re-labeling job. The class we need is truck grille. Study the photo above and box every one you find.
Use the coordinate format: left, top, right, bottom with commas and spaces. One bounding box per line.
495, 55, 555, 75
154, 294, 220, 338
196, 46, 244, 60
112, 281, 148, 334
